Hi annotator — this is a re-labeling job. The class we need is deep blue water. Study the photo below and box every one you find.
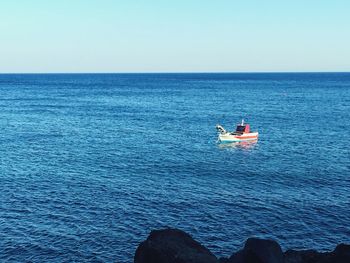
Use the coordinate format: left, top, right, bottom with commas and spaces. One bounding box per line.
0, 73, 349, 262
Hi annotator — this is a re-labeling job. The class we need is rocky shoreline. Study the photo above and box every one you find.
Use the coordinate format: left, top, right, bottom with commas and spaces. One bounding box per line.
134, 228, 350, 263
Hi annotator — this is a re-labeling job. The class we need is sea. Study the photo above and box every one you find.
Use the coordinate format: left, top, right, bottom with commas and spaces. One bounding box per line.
0, 73, 349, 262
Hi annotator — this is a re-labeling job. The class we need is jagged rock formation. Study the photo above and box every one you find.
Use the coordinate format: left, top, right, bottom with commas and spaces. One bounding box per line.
134, 228, 218, 263
134, 228, 350, 263
224, 237, 284, 263
284, 244, 350, 263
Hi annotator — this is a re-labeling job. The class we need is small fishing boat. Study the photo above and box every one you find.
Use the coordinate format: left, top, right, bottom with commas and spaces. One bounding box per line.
216, 120, 258, 143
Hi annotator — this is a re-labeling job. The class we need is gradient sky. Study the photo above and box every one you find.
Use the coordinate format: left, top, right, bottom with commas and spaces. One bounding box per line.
1, 0, 349, 72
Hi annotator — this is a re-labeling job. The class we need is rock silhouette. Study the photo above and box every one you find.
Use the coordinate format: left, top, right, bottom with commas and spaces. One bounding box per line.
134, 228, 219, 263
284, 243, 350, 263
227, 238, 283, 263
134, 228, 350, 263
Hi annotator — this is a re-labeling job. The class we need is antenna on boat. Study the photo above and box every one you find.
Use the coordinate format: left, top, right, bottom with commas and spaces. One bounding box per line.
241, 119, 244, 126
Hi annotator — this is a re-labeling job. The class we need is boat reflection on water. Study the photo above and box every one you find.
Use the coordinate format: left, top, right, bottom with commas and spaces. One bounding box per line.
218, 140, 258, 150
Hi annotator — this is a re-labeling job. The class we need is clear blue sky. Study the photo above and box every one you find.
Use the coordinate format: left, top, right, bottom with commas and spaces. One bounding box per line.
1, 0, 349, 72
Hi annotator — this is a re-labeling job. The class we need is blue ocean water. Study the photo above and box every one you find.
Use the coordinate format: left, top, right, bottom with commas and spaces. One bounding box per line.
0, 73, 349, 262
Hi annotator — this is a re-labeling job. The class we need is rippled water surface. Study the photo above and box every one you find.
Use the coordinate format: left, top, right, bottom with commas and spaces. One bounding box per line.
0, 73, 349, 262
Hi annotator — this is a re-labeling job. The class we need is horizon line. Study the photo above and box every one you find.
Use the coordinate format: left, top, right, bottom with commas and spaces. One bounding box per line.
0, 71, 350, 74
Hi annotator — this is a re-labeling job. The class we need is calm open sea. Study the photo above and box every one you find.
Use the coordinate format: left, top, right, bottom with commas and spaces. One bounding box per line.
0, 73, 349, 262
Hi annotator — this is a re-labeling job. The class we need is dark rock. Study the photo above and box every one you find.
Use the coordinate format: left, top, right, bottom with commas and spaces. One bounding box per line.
228, 238, 283, 263
134, 228, 350, 263
134, 228, 219, 263
284, 243, 350, 263
284, 249, 322, 263
331, 244, 350, 263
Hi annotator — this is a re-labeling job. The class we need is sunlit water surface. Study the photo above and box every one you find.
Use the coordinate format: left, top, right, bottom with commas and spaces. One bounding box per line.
0, 73, 349, 262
